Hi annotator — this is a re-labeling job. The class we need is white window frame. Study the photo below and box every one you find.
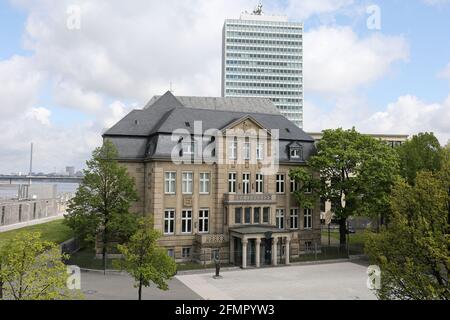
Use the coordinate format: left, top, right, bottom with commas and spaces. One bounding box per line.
276, 208, 285, 229
182, 171, 193, 194
256, 143, 264, 160
242, 173, 250, 194
304, 208, 312, 230
304, 183, 312, 194
290, 208, 299, 230
164, 209, 175, 235
181, 209, 192, 234
228, 172, 237, 193
164, 172, 176, 194
183, 141, 195, 156
243, 141, 251, 160
199, 172, 210, 194
276, 174, 285, 194
290, 148, 300, 159
290, 179, 299, 193
199, 209, 209, 234
255, 173, 264, 193
229, 139, 237, 160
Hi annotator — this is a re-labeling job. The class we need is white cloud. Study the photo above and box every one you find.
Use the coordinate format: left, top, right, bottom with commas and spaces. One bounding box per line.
286, 0, 354, 20
304, 26, 409, 95
53, 81, 104, 113
25, 107, 51, 126
439, 62, 450, 84
0, 55, 41, 118
304, 94, 450, 145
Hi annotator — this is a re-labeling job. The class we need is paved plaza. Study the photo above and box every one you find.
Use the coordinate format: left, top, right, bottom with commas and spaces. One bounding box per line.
80, 271, 202, 300
176, 262, 377, 300
78, 261, 376, 300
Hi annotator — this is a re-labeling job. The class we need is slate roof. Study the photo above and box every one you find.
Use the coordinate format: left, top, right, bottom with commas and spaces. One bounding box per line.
103, 91, 316, 162
145, 92, 280, 115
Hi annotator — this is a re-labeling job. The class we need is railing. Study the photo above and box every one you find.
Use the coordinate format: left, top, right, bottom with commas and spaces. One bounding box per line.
195, 233, 228, 245
224, 193, 276, 204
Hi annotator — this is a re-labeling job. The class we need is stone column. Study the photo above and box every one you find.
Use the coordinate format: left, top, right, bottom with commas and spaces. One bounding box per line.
285, 237, 290, 265
255, 238, 261, 268
272, 237, 278, 266
242, 238, 248, 269
229, 236, 234, 264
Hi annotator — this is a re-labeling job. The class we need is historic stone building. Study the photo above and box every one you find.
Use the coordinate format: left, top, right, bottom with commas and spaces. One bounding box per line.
103, 91, 320, 268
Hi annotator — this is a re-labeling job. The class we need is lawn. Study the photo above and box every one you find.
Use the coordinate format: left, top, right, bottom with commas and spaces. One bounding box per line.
66, 247, 119, 270
0, 219, 74, 249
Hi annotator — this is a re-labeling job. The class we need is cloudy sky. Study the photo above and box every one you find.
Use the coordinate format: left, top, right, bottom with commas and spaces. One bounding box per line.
0, 0, 449, 174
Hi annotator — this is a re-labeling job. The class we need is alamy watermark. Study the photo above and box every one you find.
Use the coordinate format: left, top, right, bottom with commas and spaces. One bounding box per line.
169, 121, 280, 175
366, 4, 381, 30
67, 265, 81, 290
66, 5, 81, 30
366, 265, 381, 290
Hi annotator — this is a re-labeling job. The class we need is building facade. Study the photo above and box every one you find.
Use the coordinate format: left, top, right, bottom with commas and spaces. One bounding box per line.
104, 91, 320, 268
221, 11, 304, 128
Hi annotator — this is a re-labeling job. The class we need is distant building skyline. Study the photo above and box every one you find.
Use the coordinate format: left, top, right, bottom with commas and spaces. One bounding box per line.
222, 10, 304, 127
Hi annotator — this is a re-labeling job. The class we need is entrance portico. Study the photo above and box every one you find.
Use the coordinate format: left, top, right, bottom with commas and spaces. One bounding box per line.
230, 225, 292, 268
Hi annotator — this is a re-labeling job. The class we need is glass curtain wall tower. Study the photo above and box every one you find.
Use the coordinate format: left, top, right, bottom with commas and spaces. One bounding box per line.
222, 11, 304, 127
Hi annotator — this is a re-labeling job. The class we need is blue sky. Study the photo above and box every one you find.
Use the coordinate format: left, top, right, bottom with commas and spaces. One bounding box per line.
0, 0, 449, 174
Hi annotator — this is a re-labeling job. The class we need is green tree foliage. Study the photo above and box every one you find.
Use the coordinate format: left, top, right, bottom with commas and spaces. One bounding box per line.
290, 128, 399, 246
115, 218, 177, 300
65, 139, 139, 274
0, 232, 82, 300
397, 132, 444, 185
365, 169, 450, 300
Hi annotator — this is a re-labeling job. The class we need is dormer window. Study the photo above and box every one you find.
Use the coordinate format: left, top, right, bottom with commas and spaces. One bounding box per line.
290, 148, 301, 159
288, 143, 303, 160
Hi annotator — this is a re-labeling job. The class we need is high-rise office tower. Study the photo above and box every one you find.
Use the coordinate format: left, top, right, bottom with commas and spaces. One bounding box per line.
221, 5, 304, 127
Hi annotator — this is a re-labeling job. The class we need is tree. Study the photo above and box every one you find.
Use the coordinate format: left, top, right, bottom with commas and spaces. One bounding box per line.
397, 132, 444, 185
290, 128, 399, 246
65, 139, 139, 274
0, 232, 82, 300
115, 218, 177, 300
365, 170, 450, 300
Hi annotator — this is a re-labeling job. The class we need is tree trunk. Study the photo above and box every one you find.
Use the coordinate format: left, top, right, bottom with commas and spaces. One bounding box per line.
138, 280, 142, 301
102, 229, 107, 276
339, 217, 347, 249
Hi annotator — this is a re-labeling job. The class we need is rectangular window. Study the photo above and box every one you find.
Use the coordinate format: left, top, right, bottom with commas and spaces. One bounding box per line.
256, 173, 264, 193
182, 172, 193, 194
228, 173, 236, 193
183, 141, 195, 156
199, 172, 210, 194
276, 209, 285, 229
164, 172, 176, 194
276, 174, 285, 194
263, 207, 270, 223
304, 183, 312, 194
243, 138, 250, 160
304, 208, 312, 229
253, 207, 261, 224
164, 210, 175, 235
199, 209, 209, 233
290, 208, 299, 229
229, 138, 237, 160
256, 143, 264, 160
244, 207, 251, 224
182, 247, 191, 258
167, 249, 175, 258
290, 179, 299, 193
182, 210, 192, 234
242, 173, 250, 194
290, 148, 300, 158
235, 207, 242, 224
